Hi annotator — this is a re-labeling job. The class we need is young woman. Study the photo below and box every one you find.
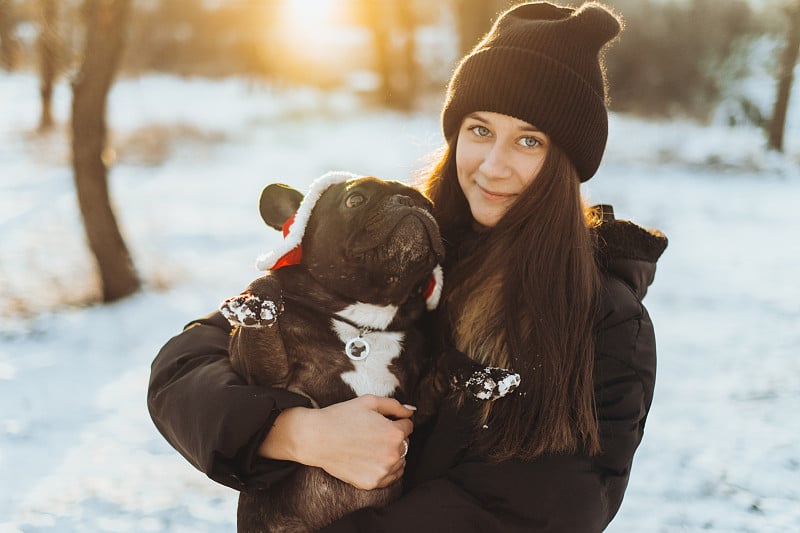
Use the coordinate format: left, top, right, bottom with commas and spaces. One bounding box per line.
148, 2, 667, 531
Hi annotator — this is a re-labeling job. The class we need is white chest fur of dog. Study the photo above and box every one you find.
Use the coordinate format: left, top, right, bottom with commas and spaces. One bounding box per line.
332, 302, 403, 397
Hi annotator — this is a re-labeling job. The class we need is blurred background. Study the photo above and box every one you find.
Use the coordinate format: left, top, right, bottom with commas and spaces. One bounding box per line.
1, 1, 798, 532
1, 0, 797, 120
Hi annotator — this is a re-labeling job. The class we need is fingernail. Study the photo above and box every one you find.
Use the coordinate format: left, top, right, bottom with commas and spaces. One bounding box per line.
402, 404, 417, 411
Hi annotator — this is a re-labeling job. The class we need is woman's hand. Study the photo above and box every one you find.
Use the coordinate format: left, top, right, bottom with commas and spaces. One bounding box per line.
259, 395, 415, 490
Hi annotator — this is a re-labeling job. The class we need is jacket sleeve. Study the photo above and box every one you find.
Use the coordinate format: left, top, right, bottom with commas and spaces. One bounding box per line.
318, 454, 607, 532
591, 276, 657, 520
147, 311, 312, 491
318, 279, 657, 533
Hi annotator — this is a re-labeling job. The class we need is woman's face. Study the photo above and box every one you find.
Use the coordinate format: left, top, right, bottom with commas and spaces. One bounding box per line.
456, 111, 550, 228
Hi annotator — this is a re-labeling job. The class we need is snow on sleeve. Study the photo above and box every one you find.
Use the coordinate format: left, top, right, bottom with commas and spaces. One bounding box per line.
461, 367, 521, 400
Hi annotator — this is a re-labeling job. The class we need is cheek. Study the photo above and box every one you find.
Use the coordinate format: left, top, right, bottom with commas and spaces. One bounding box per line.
515, 153, 546, 189
455, 135, 466, 171
455, 137, 481, 179
455, 140, 469, 189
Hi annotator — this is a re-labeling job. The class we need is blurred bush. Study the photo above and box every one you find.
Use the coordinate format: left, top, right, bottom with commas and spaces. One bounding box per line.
604, 0, 768, 121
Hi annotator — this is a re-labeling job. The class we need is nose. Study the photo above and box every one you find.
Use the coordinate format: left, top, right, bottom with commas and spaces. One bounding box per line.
388, 194, 415, 207
479, 142, 512, 180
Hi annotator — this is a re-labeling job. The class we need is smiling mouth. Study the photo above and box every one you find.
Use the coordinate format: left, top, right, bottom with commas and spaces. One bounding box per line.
477, 184, 516, 200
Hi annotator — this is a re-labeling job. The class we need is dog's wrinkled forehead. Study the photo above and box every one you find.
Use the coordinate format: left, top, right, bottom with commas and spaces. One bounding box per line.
314, 177, 431, 214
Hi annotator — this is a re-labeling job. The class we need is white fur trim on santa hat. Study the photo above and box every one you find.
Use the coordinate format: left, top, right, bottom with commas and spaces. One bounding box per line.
425, 264, 444, 310
255, 171, 361, 271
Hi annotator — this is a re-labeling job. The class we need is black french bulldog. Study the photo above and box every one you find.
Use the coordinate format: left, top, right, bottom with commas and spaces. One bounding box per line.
220, 172, 519, 533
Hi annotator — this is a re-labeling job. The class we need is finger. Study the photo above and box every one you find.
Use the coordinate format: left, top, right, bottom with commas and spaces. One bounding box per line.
389, 456, 406, 477
370, 396, 417, 419
392, 417, 414, 438
376, 459, 406, 488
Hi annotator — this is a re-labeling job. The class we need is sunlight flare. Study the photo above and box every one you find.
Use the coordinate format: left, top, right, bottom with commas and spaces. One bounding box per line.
277, 0, 343, 56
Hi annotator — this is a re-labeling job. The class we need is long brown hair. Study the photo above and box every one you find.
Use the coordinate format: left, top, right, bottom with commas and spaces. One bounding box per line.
422, 139, 602, 460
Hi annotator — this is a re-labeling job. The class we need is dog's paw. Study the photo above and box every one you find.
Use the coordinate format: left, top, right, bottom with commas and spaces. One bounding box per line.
220, 292, 282, 328
458, 367, 521, 401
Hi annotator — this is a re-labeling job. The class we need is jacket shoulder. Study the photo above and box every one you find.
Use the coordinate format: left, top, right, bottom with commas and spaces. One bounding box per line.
595, 271, 656, 388
596, 272, 645, 334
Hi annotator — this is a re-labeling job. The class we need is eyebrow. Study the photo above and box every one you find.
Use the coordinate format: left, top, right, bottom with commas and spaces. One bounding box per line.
466, 112, 544, 134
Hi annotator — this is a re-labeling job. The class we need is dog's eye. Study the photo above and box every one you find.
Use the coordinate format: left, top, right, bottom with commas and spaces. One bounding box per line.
345, 193, 365, 208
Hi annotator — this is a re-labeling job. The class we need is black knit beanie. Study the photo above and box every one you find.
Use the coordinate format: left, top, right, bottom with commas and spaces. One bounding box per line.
442, 2, 621, 181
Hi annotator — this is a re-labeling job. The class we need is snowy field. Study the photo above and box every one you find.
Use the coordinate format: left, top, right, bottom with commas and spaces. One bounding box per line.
1, 72, 798, 532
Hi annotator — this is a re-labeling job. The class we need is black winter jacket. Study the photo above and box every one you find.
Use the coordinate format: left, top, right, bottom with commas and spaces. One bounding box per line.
147, 209, 667, 532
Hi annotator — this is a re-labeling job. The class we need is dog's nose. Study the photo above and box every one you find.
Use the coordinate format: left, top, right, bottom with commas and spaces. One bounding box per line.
389, 194, 415, 207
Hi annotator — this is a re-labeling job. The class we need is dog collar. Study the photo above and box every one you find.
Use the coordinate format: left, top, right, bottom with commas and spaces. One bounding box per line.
281, 291, 399, 361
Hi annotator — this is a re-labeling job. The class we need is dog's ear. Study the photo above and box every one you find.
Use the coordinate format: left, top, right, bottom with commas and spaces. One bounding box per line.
259, 184, 304, 230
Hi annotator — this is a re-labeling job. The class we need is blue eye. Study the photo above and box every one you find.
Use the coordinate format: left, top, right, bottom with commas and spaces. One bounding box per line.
519, 136, 540, 148
469, 125, 491, 137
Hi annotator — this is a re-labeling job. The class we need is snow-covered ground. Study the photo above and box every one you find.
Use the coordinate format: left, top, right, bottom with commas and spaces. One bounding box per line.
1, 72, 798, 532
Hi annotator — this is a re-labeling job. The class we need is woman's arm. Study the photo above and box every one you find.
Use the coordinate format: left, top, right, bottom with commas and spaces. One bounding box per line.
317, 355, 647, 533
318, 453, 607, 532
318, 285, 656, 532
147, 312, 416, 491
591, 278, 657, 518
261, 395, 414, 490
147, 312, 312, 490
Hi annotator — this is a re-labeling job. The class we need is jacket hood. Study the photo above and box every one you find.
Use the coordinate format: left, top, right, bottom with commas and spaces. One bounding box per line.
593, 204, 668, 300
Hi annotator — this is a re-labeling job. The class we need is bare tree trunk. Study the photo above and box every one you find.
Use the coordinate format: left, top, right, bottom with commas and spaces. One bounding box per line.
395, 0, 416, 111
38, 0, 60, 131
363, 0, 417, 110
363, 1, 393, 106
768, 1, 800, 152
0, 0, 20, 70
71, 0, 139, 302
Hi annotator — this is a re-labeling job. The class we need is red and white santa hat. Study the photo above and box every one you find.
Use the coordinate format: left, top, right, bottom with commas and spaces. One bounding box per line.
256, 171, 443, 310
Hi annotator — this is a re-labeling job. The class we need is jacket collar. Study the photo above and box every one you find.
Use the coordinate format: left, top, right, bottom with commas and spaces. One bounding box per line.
593, 204, 668, 300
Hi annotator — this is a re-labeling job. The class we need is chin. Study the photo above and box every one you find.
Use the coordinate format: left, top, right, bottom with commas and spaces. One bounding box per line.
471, 210, 500, 228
